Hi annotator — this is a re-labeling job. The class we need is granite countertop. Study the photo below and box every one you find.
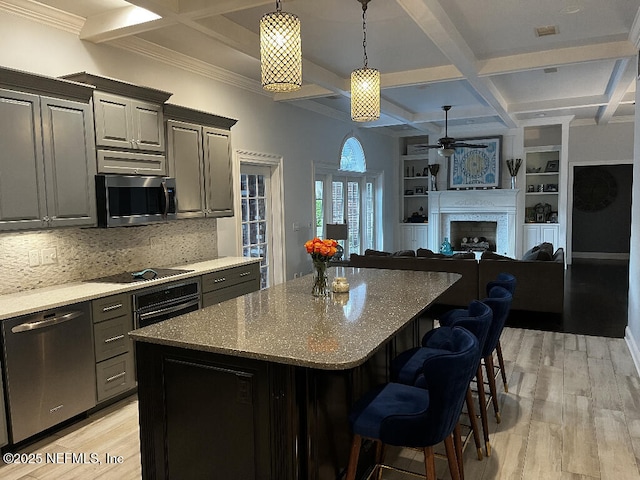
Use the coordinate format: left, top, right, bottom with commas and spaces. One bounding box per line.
130, 268, 461, 370
0, 257, 259, 321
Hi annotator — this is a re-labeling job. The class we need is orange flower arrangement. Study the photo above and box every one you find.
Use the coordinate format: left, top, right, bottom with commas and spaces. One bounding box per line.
304, 237, 338, 262
304, 238, 338, 296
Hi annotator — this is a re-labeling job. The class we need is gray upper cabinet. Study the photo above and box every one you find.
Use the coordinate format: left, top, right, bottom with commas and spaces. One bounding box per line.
167, 120, 206, 218
0, 68, 96, 231
165, 105, 237, 218
203, 127, 234, 217
63, 73, 172, 176
94, 91, 164, 152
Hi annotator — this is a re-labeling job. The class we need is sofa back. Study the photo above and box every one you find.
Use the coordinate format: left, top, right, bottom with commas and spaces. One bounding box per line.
478, 248, 565, 313
349, 254, 479, 307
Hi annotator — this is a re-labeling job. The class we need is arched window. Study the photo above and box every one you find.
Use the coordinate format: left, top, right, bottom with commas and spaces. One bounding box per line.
340, 137, 366, 173
315, 135, 379, 257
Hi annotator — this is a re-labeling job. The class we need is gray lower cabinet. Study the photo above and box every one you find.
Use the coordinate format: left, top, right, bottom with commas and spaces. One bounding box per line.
91, 293, 136, 402
0, 88, 96, 231
202, 263, 260, 307
165, 105, 237, 218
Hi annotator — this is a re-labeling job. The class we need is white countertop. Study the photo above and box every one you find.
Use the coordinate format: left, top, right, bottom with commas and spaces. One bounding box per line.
0, 257, 259, 320
130, 268, 461, 370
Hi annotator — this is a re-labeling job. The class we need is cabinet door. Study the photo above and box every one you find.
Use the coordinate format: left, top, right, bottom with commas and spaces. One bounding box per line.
97, 149, 166, 176
41, 97, 97, 228
540, 224, 559, 247
414, 224, 429, 250
523, 225, 540, 251
203, 127, 233, 217
93, 91, 132, 149
167, 120, 206, 218
0, 89, 47, 230
131, 100, 165, 152
398, 225, 415, 251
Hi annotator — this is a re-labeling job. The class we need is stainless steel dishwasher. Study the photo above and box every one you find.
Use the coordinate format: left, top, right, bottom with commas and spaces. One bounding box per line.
1, 301, 96, 444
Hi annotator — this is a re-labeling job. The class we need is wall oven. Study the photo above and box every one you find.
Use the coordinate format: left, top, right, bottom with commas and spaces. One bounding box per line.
96, 175, 177, 227
133, 278, 201, 329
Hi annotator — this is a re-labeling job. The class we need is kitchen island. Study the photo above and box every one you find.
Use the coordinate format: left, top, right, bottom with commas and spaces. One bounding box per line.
130, 267, 460, 480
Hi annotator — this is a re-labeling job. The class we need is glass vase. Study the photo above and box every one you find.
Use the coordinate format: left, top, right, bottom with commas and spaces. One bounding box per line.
312, 261, 329, 297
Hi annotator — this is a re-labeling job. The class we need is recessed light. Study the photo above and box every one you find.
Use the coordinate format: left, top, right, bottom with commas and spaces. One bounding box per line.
536, 113, 546, 117
544, 67, 558, 74
561, 4, 582, 14
466, 119, 475, 124
535, 25, 558, 37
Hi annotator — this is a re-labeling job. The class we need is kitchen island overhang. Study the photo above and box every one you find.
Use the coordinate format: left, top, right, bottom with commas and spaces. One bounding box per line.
130, 268, 461, 480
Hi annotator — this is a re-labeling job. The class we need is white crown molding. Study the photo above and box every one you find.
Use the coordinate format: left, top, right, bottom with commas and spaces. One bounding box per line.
0, 0, 83, 34
109, 36, 266, 97
0, 0, 268, 98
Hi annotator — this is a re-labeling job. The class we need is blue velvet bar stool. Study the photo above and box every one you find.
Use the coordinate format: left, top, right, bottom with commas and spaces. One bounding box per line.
345, 327, 479, 480
392, 300, 493, 460
474, 286, 512, 430
486, 273, 517, 393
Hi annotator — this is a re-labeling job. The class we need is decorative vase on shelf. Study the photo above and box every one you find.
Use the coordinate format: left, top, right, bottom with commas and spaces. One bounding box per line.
440, 237, 453, 256
428, 164, 440, 191
510, 176, 517, 189
312, 260, 329, 297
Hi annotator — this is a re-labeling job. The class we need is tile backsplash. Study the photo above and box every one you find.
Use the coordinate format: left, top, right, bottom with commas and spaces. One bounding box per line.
0, 219, 218, 295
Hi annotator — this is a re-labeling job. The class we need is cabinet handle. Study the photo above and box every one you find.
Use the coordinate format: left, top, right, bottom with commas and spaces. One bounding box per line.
102, 303, 123, 312
239, 271, 250, 277
104, 334, 125, 344
105, 371, 126, 383
214, 277, 226, 283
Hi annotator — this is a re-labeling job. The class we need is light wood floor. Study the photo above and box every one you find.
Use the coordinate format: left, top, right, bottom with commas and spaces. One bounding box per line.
1, 327, 639, 480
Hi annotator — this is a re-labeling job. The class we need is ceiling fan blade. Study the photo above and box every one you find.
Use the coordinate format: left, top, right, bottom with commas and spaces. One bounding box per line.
451, 142, 488, 149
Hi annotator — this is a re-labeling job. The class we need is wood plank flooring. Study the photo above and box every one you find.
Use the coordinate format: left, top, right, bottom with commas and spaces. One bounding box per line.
1, 328, 639, 480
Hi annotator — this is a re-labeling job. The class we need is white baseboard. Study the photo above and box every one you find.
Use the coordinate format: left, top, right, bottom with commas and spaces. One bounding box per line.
572, 252, 630, 260
625, 326, 640, 378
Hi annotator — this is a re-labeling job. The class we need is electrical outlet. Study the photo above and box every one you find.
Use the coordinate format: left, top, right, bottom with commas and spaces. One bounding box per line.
293, 273, 298, 279
28, 250, 40, 267
292, 222, 300, 232
41, 247, 58, 265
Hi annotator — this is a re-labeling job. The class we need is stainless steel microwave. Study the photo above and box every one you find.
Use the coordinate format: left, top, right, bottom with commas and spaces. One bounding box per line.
96, 175, 177, 227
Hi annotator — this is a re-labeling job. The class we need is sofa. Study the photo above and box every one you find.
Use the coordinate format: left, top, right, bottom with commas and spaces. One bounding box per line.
348, 244, 565, 314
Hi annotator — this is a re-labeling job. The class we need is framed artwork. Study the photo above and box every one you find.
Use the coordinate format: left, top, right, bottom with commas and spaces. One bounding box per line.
545, 160, 559, 172
448, 136, 502, 189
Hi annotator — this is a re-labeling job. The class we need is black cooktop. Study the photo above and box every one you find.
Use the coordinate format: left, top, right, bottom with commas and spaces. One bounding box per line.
87, 268, 195, 284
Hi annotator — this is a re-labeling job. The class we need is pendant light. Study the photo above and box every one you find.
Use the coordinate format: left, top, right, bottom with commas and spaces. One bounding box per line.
351, 0, 380, 122
260, 0, 302, 92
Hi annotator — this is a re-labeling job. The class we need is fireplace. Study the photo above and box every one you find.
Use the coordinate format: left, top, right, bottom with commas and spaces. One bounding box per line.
450, 221, 497, 251
428, 190, 520, 257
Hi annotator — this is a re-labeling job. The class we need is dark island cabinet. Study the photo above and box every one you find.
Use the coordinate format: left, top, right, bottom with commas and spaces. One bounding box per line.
136, 343, 298, 480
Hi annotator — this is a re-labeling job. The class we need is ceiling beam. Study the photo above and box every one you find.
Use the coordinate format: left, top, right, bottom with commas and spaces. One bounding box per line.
596, 58, 637, 124
395, 0, 517, 129
478, 41, 637, 77
83, 0, 272, 43
509, 95, 610, 114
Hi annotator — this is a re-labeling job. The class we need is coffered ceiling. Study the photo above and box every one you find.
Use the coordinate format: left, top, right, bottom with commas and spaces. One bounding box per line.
4, 0, 640, 136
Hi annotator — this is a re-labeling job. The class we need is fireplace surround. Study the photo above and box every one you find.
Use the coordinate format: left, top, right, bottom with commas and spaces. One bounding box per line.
428, 190, 520, 257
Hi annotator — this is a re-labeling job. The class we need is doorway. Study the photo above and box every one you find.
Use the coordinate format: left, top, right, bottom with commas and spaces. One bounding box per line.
236, 151, 285, 288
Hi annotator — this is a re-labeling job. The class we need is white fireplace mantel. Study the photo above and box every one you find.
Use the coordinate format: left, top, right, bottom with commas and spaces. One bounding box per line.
428, 189, 521, 257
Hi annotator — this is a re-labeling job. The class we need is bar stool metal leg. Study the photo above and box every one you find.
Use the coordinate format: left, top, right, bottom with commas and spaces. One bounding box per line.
496, 340, 508, 392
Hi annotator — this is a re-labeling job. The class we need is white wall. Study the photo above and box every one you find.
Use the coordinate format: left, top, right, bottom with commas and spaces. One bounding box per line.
627, 79, 640, 373
0, 11, 398, 281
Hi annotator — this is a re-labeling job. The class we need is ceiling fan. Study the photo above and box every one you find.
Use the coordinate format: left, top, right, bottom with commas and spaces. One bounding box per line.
421, 105, 488, 157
